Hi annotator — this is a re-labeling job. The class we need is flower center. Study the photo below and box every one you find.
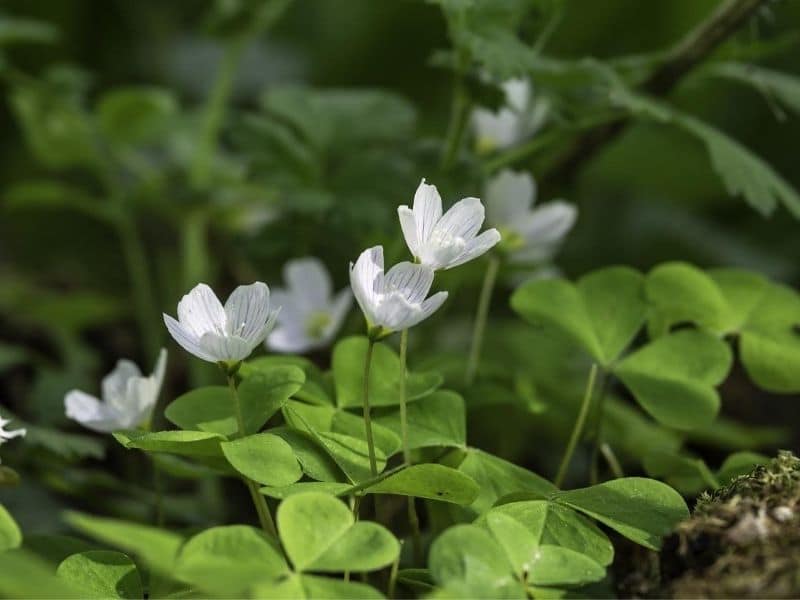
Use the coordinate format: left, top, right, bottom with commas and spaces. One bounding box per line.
305, 311, 332, 340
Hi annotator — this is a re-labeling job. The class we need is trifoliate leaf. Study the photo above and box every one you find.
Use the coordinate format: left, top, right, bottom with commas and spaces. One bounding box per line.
613, 330, 732, 430
374, 390, 467, 450
114, 430, 225, 458
366, 464, 479, 505
511, 266, 646, 366
277, 492, 399, 573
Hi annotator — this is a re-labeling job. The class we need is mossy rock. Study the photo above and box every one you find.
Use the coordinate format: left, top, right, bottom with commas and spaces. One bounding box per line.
618, 451, 800, 598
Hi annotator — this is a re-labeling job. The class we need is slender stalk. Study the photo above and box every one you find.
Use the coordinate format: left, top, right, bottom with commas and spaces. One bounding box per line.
227, 374, 278, 537
153, 463, 165, 527
589, 373, 610, 485
600, 443, 625, 479
440, 44, 471, 170
399, 329, 411, 465
362, 339, 378, 476
181, 210, 210, 290
388, 541, 403, 599
465, 255, 500, 386
190, 40, 244, 189
555, 363, 599, 488
115, 216, 161, 363
399, 329, 423, 563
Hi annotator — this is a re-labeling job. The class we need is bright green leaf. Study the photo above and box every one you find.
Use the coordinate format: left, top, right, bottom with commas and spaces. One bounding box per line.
511, 267, 646, 366
0, 503, 22, 551
114, 430, 225, 457
614, 330, 732, 429
277, 492, 399, 573
554, 477, 689, 550
366, 464, 479, 505
174, 525, 288, 596
374, 391, 466, 450
56, 551, 142, 599
220, 433, 302, 486
333, 337, 442, 408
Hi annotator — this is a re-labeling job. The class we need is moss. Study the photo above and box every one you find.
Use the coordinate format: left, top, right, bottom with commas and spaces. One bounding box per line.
618, 451, 800, 598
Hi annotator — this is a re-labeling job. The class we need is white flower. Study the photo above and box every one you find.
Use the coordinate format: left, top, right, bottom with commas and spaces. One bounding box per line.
485, 169, 577, 263
471, 78, 549, 152
397, 180, 501, 270
267, 257, 352, 353
164, 282, 279, 363
64, 350, 167, 433
350, 246, 448, 334
0, 415, 26, 445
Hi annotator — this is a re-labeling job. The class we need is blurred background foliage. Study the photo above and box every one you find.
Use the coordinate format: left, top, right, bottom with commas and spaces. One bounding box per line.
1, 0, 799, 533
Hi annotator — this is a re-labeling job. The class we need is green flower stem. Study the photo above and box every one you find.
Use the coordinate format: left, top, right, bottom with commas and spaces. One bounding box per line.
599, 443, 625, 479
466, 255, 501, 386
115, 216, 161, 364
555, 363, 599, 488
226, 373, 278, 538
388, 541, 403, 599
440, 46, 471, 170
399, 329, 422, 563
588, 372, 611, 485
362, 338, 378, 476
190, 40, 244, 189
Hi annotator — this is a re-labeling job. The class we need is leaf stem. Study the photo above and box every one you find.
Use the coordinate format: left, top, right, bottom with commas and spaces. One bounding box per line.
599, 443, 625, 479
466, 255, 500, 386
362, 338, 378, 476
440, 48, 471, 170
190, 40, 244, 189
115, 215, 161, 364
226, 373, 278, 538
399, 329, 422, 563
555, 363, 599, 488
388, 541, 403, 599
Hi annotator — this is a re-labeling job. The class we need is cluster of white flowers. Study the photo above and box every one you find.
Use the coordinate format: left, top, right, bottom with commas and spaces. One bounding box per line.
52, 158, 574, 435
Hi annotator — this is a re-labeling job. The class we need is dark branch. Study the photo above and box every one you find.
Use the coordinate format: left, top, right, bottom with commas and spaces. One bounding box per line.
544, 0, 768, 185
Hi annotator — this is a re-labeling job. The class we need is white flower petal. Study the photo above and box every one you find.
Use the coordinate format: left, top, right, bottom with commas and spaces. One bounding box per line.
285, 258, 331, 309
485, 170, 536, 227
152, 348, 168, 392
472, 108, 520, 150
224, 281, 272, 343
267, 327, 315, 354
177, 283, 226, 338
397, 206, 419, 258
101, 359, 141, 404
518, 201, 578, 245
434, 197, 486, 241
407, 291, 448, 329
376, 292, 419, 331
412, 180, 443, 245
503, 78, 531, 113
324, 288, 353, 341
164, 314, 216, 362
449, 228, 502, 268
64, 390, 122, 433
199, 333, 253, 362
384, 262, 435, 305
350, 246, 384, 325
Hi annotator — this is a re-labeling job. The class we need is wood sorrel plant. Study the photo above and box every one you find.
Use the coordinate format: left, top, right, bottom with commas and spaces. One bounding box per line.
3, 0, 800, 598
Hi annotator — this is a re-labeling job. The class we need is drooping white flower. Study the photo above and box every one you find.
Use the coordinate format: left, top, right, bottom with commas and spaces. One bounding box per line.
350, 246, 448, 335
164, 282, 279, 363
397, 180, 501, 271
0, 415, 26, 446
64, 350, 167, 433
471, 78, 549, 152
485, 169, 577, 263
267, 257, 352, 353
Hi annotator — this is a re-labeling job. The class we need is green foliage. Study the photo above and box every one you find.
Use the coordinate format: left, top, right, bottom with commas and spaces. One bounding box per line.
553, 477, 689, 550
276, 492, 399, 572
333, 337, 442, 408
220, 432, 302, 486
56, 551, 142, 599
0, 503, 22, 551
